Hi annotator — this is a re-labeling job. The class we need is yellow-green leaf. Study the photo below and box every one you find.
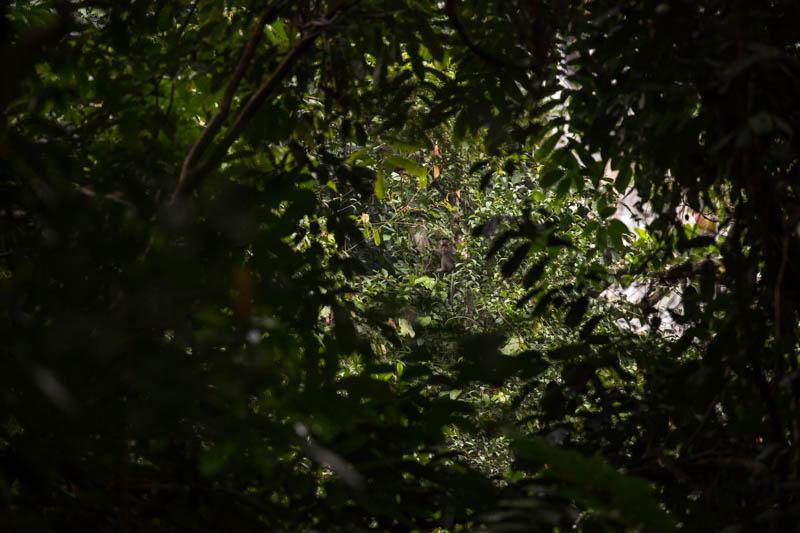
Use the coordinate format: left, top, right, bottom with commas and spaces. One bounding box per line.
412, 276, 436, 289
384, 154, 427, 179
398, 318, 415, 338
374, 170, 386, 199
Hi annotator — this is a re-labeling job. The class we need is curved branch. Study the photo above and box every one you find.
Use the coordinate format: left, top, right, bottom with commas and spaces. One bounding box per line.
177, 32, 318, 193
170, 4, 347, 205
173, 5, 280, 200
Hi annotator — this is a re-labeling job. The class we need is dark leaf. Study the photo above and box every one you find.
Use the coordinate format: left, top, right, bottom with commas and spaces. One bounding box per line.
501, 243, 530, 277
487, 230, 515, 259
522, 258, 548, 288
579, 315, 602, 339
564, 296, 589, 328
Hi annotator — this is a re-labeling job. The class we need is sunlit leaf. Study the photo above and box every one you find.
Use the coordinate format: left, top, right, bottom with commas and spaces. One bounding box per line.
384, 154, 427, 179
398, 318, 415, 338
374, 170, 386, 199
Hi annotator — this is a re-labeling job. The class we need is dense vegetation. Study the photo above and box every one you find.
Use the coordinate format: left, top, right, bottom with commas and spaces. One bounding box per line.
3, 1, 800, 531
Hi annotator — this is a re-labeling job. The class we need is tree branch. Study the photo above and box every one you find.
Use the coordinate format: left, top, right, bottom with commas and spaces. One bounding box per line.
175, 33, 317, 196
173, 5, 279, 201
170, 4, 346, 205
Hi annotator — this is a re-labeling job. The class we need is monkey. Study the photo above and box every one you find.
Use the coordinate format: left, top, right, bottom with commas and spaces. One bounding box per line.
409, 217, 430, 254
434, 238, 457, 307
435, 238, 455, 273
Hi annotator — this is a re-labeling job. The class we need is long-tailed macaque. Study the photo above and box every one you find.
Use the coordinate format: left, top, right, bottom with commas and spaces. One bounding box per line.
435, 238, 457, 306
409, 217, 430, 254
435, 238, 455, 273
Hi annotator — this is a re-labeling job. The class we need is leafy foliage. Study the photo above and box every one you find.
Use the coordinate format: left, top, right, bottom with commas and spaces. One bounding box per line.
3, 0, 800, 532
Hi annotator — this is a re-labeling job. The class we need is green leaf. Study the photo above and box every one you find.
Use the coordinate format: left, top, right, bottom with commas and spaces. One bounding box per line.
502, 243, 530, 277
398, 318, 415, 338
522, 258, 548, 288
416, 316, 432, 326
537, 132, 561, 160
384, 154, 427, 179
548, 342, 590, 360
406, 38, 426, 80
374, 170, 386, 200
487, 230, 514, 259
267, 20, 287, 43
413, 276, 437, 289
479, 168, 494, 189
512, 438, 677, 532
346, 147, 370, 165
614, 163, 632, 194
608, 219, 630, 249
597, 196, 616, 219
418, 24, 444, 61
679, 235, 716, 251
469, 159, 490, 174
540, 168, 563, 188
564, 296, 589, 328
595, 226, 608, 252
555, 175, 572, 199
579, 315, 602, 339
532, 289, 556, 317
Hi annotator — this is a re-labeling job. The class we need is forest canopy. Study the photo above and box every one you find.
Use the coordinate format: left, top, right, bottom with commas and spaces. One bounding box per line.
2, 1, 800, 531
